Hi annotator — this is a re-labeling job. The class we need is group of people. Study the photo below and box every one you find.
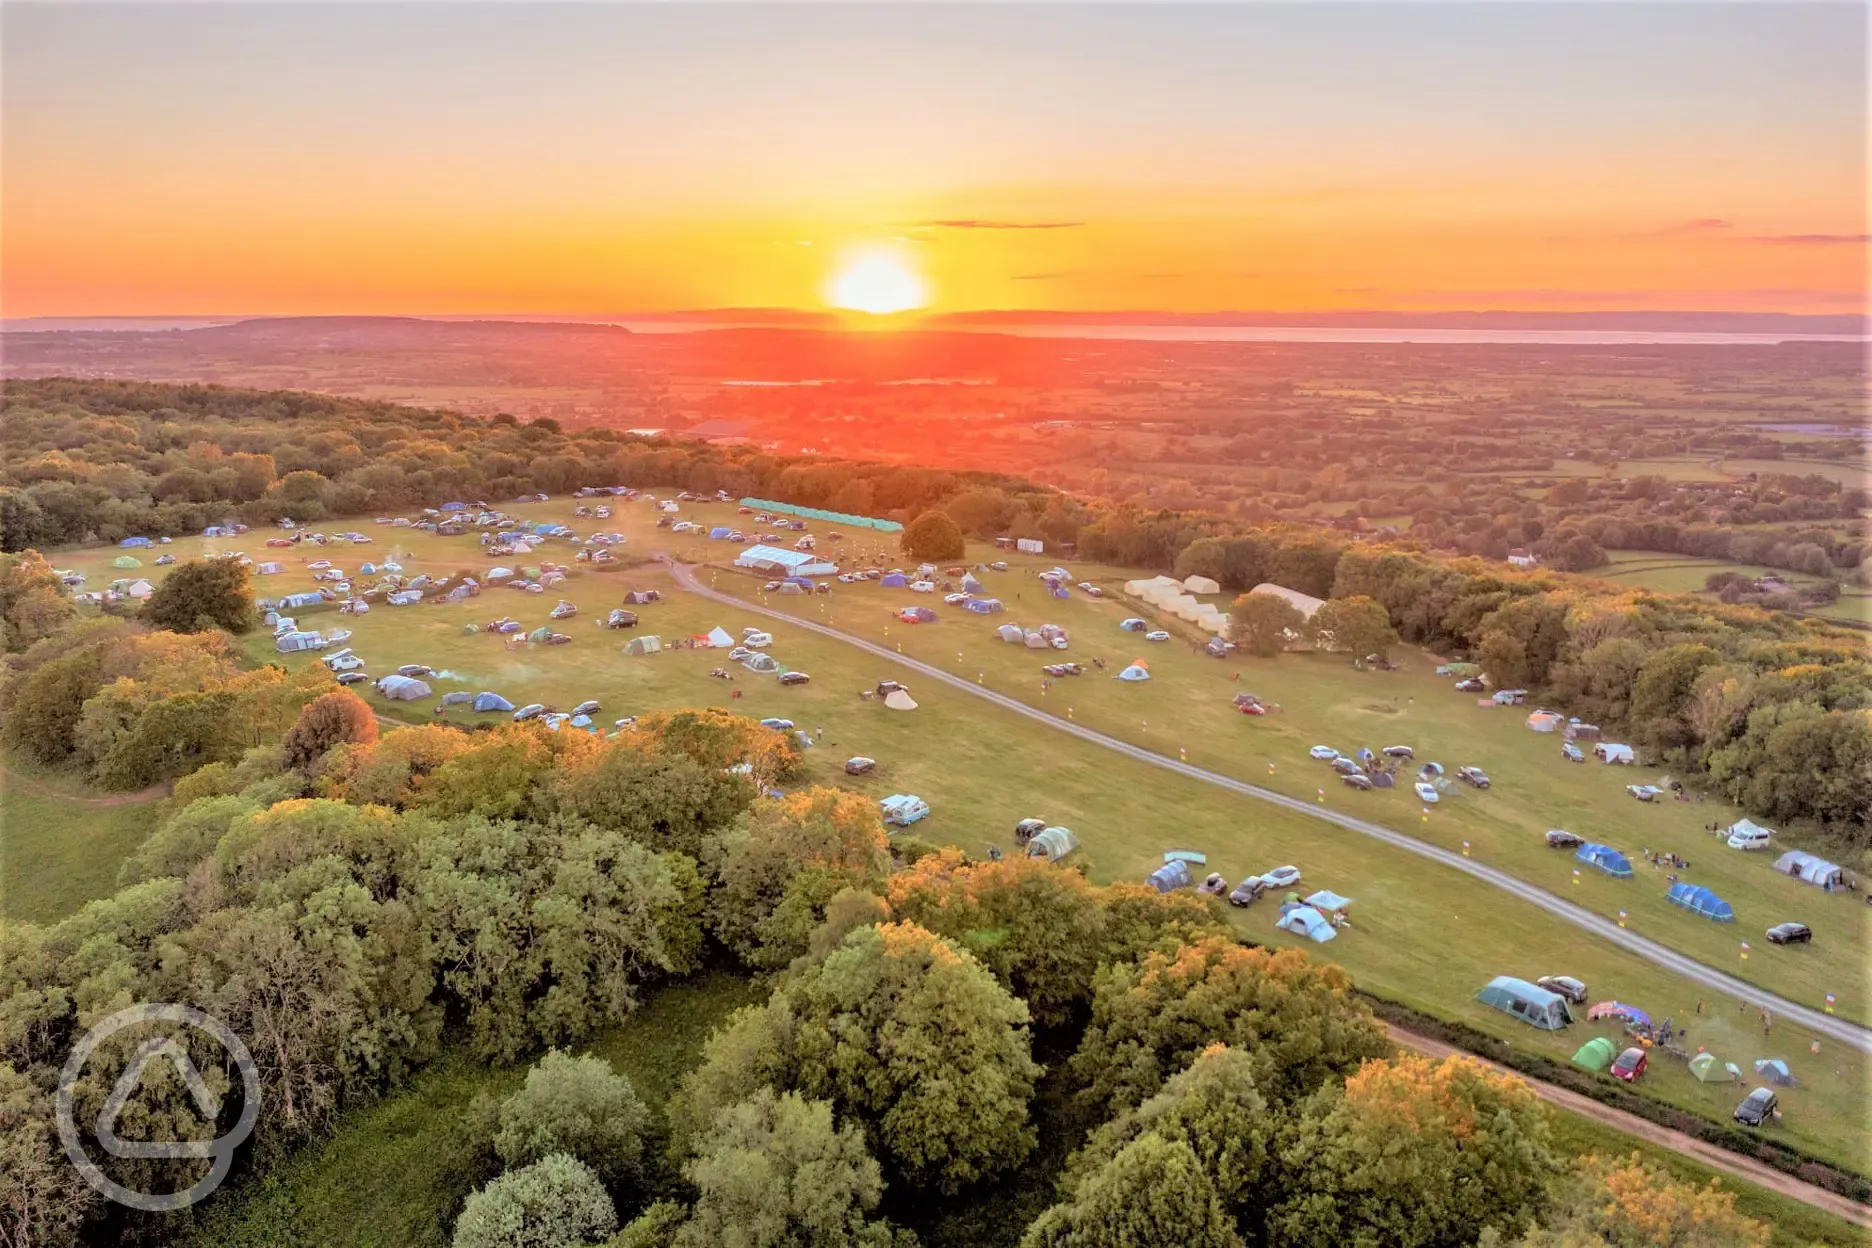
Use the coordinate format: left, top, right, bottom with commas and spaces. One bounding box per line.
1642, 848, 1690, 870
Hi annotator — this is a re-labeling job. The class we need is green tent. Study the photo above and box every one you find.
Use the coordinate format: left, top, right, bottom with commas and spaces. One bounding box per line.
1571, 1037, 1615, 1072
528, 625, 551, 643
462, 623, 480, 634
112, 555, 141, 569
1688, 1052, 1735, 1083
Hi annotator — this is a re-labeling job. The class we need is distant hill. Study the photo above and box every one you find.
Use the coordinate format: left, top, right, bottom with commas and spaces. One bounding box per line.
921, 309, 1868, 335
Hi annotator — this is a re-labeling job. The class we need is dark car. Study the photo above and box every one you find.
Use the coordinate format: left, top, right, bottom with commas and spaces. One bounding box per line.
1455, 677, 1486, 692
778, 672, 811, 686
1341, 773, 1375, 791
1013, 818, 1047, 845
1457, 766, 1491, 789
1381, 745, 1415, 759
1228, 877, 1267, 907
1545, 829, 1583, 849
876, 680, 909, 696
844, 756, 877, 776
1766, 922, 1813, 946
335, 671, 371, 685
1330, 757, 1363, 776
1561, 743, 1585, 763
1610, 1047, 1648, 1083
1735, 1088, 1779, 1126
1536, 975, 1589, 1004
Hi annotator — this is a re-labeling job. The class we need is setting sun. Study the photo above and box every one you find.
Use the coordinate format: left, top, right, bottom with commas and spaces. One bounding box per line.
826, 248, 929, 315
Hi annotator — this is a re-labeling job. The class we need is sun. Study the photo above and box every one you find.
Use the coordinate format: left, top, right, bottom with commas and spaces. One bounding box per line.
826, 248, 928, 315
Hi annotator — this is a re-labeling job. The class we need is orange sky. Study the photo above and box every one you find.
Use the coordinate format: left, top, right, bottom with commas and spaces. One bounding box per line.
3, 5, 1865, 318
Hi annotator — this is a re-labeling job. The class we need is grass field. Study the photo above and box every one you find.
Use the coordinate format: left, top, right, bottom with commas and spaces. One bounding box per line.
0, 755, 165, 924
1722, 458, 1872, 489
1613, 458, 1733, 482
46, 501, 1872, 1171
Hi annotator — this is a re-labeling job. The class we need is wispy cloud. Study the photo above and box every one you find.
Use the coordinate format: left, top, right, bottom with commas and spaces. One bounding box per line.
1744, 233, 1870, 245
913, 219, 1085, 230
1011, 272, 1072, 281
1656, 218, 1733, 234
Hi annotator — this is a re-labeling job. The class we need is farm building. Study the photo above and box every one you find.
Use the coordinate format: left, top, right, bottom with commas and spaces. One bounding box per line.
1476, 976, 1572, 1030
1772, 850, 1845, 890
735, 544, 839, 577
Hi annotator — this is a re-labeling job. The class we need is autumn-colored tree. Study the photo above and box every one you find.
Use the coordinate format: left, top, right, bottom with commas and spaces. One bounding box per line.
1504, 1152, 1769, 1248
900, 510, 966, 561
0, 550, 79, 653
141, 557, 256, 634
319, 724, 476, 807
1228, 591, 1306, 657
281, 689, 379, 774
625, 707, 802, 787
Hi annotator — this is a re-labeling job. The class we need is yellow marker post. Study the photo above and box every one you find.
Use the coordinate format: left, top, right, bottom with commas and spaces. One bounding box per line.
1461, 840, 1470, 857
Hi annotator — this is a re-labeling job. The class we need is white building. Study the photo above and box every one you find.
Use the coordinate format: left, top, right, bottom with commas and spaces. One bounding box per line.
734, 544, 839, 578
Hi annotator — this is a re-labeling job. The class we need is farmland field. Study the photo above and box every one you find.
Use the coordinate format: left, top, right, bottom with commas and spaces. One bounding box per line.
1721, 458, 1872, 489
1613, 458, 1733, 482
47, 497, 1872, 1171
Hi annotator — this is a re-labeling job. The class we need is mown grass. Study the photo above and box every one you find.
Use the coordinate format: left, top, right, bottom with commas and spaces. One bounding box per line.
45, 501, 1872, 1170
0, 754, 164, 923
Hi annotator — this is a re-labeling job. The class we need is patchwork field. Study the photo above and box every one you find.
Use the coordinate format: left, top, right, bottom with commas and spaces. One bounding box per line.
47, 499, 1872, 1170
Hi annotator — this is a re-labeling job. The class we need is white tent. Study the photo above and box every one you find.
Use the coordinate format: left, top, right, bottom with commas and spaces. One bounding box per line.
1772, 850, 1845, 890
378, 674, 432, 700
884, 689, 918, 711
1182, 575, 1221, 595
996, 623, 1025, 643
1247, 583, 1325, 619
705, 625, 734, 648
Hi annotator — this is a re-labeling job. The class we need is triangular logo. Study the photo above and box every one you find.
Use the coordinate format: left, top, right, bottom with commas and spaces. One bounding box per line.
95, 1037, 222, 1159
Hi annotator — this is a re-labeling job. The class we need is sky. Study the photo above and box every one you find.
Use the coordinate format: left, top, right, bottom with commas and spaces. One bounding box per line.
3, 2, 1867, 317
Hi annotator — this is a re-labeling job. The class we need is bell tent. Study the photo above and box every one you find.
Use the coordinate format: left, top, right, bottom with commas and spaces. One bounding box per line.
884, 689, 918, 711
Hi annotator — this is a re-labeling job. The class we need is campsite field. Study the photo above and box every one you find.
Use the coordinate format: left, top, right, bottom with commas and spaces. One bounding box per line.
47, 502, 1872, 1171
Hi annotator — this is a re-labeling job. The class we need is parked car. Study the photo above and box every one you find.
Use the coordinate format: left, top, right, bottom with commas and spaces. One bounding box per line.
876, 680, 909, 695
571, 699, 600, 715
1341, 773, 1374, 791
1734, 1087, 1779, 1127
989, 561, 1008, 571
1536, 975, 1589, 1004
1228, 877, 1267, 906
1260, 865, 1302, 889
1456, 766, 1491, 789
397, 664, 435, 677
1078, 583, 1104, 597
1381, 745, 1414, 759
1545, 829, 1584, 849
335, 671, 371, 685
1197, 872, 1229, 896
1414, 781, 1441, 804
778, 672, 811, 686
1309, 745, 1340, 761
1561, 743, 1585, 763
1013, 818, 1047, 844
512, 703, 546, 721
1455, 677, 1485, 692
1766, 922, 1813, 946
1610, 1047, 1649, 1083
1626, 784, 1666, 802
759, 718, 795, 731
1330, 757, 1363, 776
844, 756, 877, 776
1144, 630, 1171, 642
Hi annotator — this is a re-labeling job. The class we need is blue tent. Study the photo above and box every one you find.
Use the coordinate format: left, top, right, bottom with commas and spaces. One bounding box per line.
120, 536, 154, 548
963, 598, 1003, 614
784, 576, 815, 589
1667, 882, 1734, 922
1146, 860, 1193, 892
1276, 905, 1337, 943
1120, 618, 1147, 632
880, 572, 908, 588
441, 501, 468, 511
360, 562, 377, 574
961, 574, 985, 594
710, 526, 734, 539
1118, 663, 1151, 682
1051, 586, 1070, 598
1576, 843, 1633, 878
473, 692, 515, 712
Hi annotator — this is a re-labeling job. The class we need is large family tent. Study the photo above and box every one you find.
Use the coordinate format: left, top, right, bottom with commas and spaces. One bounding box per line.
473, 692, 515, 712
1276, 906, 1337, 943
111, 555, 141, 569
1146, 860, 1193, 893
1026, 827, 1079, 862
274, 631, 326, 653
1571, 1037, 1616, 1071
1525, 710, 1564, 733
1476, 976, 1573, 1030
743, 654, 780, 674
120, 536, 155, 548
1666, 882, 1735, 922
257, 561, 286, 575
1772, 850, 1846, 890
1117, 661, 1151, 682
880, 572, 908, 588
1181, 574, 1221, 595
961, 574, 985, 594
884, 689, 918, 711
1575, 844, 1633, 878
1688, 1053, 1738, 1083
734, 544, 839, 577
1120, 618, 1147, 632
625, 635, 663, 655
963, 598, 1004, 614
996, 623, 1026, 643
377, 674, 432, 701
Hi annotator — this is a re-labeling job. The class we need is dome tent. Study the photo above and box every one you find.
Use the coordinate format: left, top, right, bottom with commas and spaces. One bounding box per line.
996, 623, 1025, 643
1276, 906, 1336, 943
1571, 1037, 1616, 1071
1117, 661, 1150, 682
1688, 1052, 1736, 1083
473, 692, 515, 712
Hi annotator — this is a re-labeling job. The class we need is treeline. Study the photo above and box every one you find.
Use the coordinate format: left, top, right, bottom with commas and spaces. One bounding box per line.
0, 668, 1773, 1248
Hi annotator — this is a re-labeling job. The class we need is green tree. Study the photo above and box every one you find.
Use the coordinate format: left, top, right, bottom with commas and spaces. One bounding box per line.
1628, 644, 1722, 751
1501, 1151, 1768, 1248
140, 557, 256, 634
0, 1063, 95, 1248
281, 689, 379, 774
900, 511, 965, 561
1, 646, 105, 764
1070, 937, 1389, 1113
674, 1089, 899, 1248
1270, 1055, 1554, 1248
493, 1051, 650, 1185
0, 551, 79, 652
1228, 591, 1306, 658
1021, 1134, 1243, 1248
674, 922, 1040, 1192
452, 1154, 617, 1248
1307, 595, 1398, 661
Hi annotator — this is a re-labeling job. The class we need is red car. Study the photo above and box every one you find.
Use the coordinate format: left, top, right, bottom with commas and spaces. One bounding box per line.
1610, 1047, 1648, 1083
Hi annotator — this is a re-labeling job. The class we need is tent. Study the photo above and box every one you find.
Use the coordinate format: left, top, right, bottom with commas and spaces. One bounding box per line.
779, 582, 805, 595
1754, 1059, 1797, 1086
473, 692, 515, 712
1689, 1053, 1736, 1083
743, 654, 779, 673
1024, 630, 1048, 649
1772, 849, 1845, 890
997, 623, 1026, 643
960, 574, 985, 595
1586, 1002, 1650, 1026
257, 561, 285, 575
705, 626, 734, 648
1276, 906, 1337, 943
1117, 662, 1150, 682
880, 572, 908, 587
360, 562, 378, 575
529, 626, 552, 643
1146, 860, 1193, 893
120, 536, 155, 548
1476, 976, 1572, 1030
709, 526, 734, 539
570, 714, 594, 729
1571, 1037, 1616, 1071
1305, 890, 1353, 913
625, 635, 662, 655
1026, 826, 1079, 862
963, 598, 1004, 614
1576, 844, 1633, 878
388, 590, 423, 605
111, 555, 141, 569
1526, 710, 1564, 732
439, 691, 475, 707
274, 631, 325, 653
488, 567, 514, 580
1666, 882, 1734, 922
1182, 574, 1220, 595
377, 674, 432, 701
884, 689, 918, 711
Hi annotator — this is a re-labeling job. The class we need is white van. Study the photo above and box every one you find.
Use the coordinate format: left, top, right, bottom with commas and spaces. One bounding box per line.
1726, 820, 1774, 851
